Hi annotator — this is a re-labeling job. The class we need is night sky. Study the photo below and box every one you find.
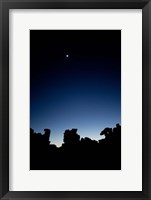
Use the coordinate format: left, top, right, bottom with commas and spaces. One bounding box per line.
30, 30, 121, 147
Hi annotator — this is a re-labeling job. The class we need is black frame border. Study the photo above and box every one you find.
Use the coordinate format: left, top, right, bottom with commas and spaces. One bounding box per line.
0, 0, 151, 199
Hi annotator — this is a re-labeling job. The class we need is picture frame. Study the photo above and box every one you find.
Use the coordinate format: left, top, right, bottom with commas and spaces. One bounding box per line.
0, 0, 150, 199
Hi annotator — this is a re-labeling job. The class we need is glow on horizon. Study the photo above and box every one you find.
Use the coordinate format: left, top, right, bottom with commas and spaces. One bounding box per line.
31, 122, 120, 147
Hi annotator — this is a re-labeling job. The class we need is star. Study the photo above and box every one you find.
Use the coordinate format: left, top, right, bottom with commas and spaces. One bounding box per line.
66, 54, 69, 58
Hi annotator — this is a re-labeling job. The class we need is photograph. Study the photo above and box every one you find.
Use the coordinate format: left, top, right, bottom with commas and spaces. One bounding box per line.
1, 0, 151, 198
30, 30, 121, 170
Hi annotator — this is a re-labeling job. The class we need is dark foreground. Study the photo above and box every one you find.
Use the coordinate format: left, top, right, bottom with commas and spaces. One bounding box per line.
30, 124, 121, 170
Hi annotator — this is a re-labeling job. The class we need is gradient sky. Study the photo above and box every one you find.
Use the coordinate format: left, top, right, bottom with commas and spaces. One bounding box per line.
30, 30, 121, 147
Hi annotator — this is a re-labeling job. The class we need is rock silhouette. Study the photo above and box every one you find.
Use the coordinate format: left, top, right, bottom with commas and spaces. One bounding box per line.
63, 129, 80, 145
30, 124, 121, 170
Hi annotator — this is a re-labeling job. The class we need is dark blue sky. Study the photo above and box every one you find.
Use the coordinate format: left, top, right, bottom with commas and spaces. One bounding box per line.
30, 30, 121, 147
